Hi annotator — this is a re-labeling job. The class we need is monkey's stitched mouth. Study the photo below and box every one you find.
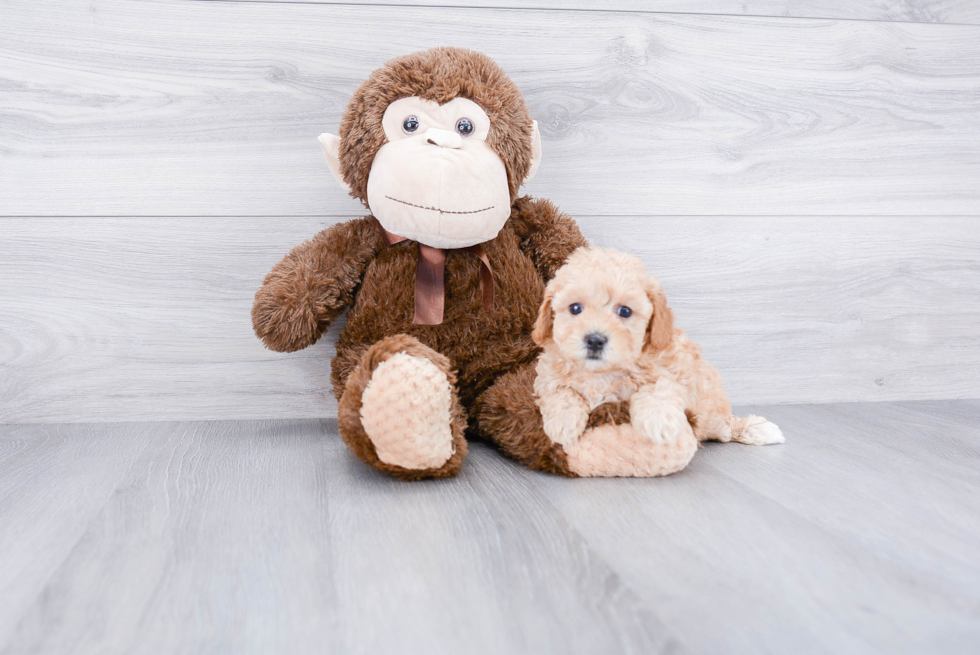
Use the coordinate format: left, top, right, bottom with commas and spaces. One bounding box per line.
385, 196, 494, 215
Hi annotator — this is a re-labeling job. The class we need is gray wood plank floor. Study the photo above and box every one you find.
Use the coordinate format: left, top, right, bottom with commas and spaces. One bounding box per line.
1, 401, 978, 654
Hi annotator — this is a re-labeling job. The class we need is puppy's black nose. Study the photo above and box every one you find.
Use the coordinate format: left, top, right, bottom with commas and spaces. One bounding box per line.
584, 332, 608, 352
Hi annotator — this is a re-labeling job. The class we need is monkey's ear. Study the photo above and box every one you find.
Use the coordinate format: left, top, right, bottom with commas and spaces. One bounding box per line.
523, 120, 543, 184
317, 133, 351, 193
531, 290, 554, 346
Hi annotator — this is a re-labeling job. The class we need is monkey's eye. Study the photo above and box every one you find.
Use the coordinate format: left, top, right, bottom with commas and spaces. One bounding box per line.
616, 305, 633, 318
569, 303, 583, 315
402, 116, 420, 134
455, 118, 474, 136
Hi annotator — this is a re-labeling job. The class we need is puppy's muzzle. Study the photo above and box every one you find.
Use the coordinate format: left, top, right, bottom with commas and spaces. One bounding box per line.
584, 332, 608, 359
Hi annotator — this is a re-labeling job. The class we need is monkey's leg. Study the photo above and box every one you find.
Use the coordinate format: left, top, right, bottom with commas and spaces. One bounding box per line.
473, 364, 578, 476
475, 363, 696, 478
337, 335, 468, 480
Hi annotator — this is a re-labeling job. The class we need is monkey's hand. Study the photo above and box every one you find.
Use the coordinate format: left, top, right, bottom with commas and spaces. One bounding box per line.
631, 379, 692, 446
536, 387, 590, 450
252, 217, 382, 352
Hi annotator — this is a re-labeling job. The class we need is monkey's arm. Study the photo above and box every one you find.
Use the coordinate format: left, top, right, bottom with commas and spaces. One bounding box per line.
508, 196, 588, 281
252, 217, 384, 352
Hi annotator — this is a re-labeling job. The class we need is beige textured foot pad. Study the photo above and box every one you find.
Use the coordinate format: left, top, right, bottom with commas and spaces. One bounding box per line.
565, 424, 698, 477
360, 352, 455, 470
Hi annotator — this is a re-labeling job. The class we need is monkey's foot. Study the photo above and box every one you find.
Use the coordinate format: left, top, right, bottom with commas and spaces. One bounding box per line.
360, 352, 455, 470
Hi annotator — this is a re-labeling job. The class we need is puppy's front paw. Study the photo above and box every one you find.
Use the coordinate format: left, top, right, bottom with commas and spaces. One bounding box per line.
632, 402, 689, 446
542, 407, 588, 450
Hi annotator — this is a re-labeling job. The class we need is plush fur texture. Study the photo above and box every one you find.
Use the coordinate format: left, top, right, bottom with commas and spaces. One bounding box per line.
472, 358, 697, 478
364, 95, 520, 250
254, 49, 783, 480
530, 247, 783, 477
254, 200, 585, 479
253, 217, 384, 354
339, 47, 534, 206
472, 364, 577, 476
337, 334, 468, 480
326, 198, 586, 411
360, 352, 456, 469
565, 424, 698, 478
256, 49, 715, 480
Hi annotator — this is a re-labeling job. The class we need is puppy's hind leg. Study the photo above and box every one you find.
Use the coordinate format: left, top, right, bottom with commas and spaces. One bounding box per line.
688, 365, 784, 446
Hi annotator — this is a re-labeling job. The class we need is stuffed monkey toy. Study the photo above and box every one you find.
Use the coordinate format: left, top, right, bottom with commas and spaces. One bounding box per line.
253, 47, 693, 479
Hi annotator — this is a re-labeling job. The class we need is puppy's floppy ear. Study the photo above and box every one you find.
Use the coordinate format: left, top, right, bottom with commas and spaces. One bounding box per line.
644, 278, 675, 352
532, 289, 555, 346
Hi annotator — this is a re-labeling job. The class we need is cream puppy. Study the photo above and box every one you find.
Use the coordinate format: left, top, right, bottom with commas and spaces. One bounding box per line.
533, 246, 784, 451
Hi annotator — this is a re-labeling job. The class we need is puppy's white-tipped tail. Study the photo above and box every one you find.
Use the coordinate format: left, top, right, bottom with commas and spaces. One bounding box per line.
730, 415, 785, 445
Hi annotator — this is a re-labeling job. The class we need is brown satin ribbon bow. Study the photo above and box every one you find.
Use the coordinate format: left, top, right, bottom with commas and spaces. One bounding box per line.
382, 229, 494, 325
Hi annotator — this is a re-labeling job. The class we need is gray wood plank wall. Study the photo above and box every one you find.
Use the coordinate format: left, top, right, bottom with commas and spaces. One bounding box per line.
4, 1, 980, 216
1, 0, 979, 422
220, 0, 980, 26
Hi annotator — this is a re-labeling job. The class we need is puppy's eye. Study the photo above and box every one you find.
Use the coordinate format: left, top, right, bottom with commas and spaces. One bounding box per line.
403, 116, 420, 134
456, 118, 474, 136
616, 305, 633, 318
569, 303, 583, 315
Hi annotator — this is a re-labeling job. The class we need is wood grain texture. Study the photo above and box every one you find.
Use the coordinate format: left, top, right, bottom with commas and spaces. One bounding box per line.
528, 399, 980, 653
1, 401, 978, 653
2, 0, 980, 217
1, 215, 977, 423
0, 419, 676, 654
0, 217, 348, 424
221, 0, 980, 25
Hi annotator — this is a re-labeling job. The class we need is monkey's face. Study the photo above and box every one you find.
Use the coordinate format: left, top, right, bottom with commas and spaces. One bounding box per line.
361, 97, 512, 249
319, 49, 542, 248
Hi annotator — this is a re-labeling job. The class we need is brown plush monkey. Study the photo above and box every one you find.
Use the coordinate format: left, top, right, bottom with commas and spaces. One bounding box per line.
253, 47, 614, 479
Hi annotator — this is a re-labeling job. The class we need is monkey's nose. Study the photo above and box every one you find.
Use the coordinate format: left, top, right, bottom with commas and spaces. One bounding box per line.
424, 128, 463, 149
584, 332, 608, 353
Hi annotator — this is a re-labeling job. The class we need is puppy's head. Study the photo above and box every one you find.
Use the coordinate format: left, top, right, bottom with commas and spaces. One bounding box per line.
533, 247, 675, 371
